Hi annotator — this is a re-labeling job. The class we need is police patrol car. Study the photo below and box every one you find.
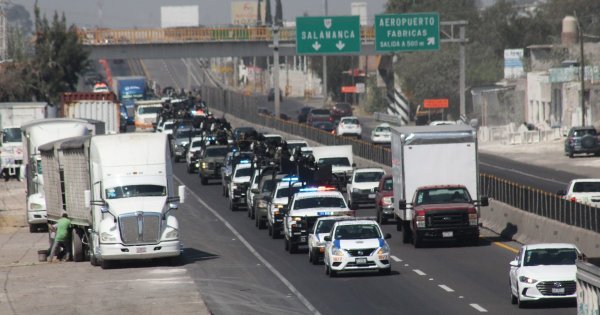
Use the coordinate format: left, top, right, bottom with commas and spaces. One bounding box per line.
283, 186, 354, 254
323, 219, 392, 277
267, 176, 298, 239
308, 216, 355, 265
228, 160, 253, 211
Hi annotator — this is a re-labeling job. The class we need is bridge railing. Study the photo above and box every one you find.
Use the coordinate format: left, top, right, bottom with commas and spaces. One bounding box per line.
78, 26, 374, 45
201, 85, 600, 234
577, 261, 600, 314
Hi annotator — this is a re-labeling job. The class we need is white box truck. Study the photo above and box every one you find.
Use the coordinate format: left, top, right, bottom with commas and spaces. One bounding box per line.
21, 118, 94, 232
310, 145, 354, 188
134, 100, 163, 132
40, 133, 185, 268
391, 125, 488, 247
0, 102, 47, 179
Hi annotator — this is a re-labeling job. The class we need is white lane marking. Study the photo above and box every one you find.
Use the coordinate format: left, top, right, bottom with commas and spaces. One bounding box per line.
479, 161, 567, 185
413, 269, 426, 276
438, 284, 454, 292
390, 255, 402, 262
148, 268, 187, 274
470, 304, 488, 312
177, 177, 321, 315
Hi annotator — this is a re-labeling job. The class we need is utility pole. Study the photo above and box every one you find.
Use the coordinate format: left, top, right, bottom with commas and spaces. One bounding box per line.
575, 13, 586, 126
0, 0, 7, 62
322, 0, 328, 106
273, 25, 281, 117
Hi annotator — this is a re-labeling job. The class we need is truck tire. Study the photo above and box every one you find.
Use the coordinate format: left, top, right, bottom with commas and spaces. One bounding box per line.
402, 221, 412, 244
311, 249, 320, 265
268, 224, 273, 236
186, 164, 192, 173
29, 224, 37, 233
379, 267, 391, 275
413, 233, 423, 248
258, 219, 266, 230
284, 238, 289, 251
71, 229, 84, 262
100, 259, 112, 269
328, 267, 337, 278
201, 175, 208, 185
395, 216, 402, 231
289, 242, 298, 254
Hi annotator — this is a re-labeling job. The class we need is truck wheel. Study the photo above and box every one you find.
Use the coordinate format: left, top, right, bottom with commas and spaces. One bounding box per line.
377, 210, 387, 225
311, 249, 320, 265
413, 233, 423, 248
186, 164, 192, 173
29, 224, 37, 233
268, 225, 273, 236
230, 201, 237, 211
402, 221, 412, 244
258, 219, 266, 230
201, 176, 208, 185
255, 215, 259, 227
568, 151, 574, 158
284, 238, 290, 251
329, 267, 337, 278
396, 216, 402, 231
71, 229, 84, 262
289, 242, 298, 254
100, 259, 112, 269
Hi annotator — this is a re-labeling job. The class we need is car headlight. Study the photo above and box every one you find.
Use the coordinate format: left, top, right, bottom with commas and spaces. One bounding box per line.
382, 196, 393, 206
352, 188, 361, 193
519, 276, 538, 284
100, 232, 118, 243
201, 162, 208, 169
377, 243, 390, 255
29, 203, 44, 211
164, 228, 179, 240
332, 247, 345, 256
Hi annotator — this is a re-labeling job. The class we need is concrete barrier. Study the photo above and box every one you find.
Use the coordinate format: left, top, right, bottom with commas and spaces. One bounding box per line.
481, 199, 600, 257
577, 261, 600, 315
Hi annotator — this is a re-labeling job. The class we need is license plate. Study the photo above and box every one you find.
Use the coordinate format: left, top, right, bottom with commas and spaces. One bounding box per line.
442, 231, 453, 238
136, 247, 147, 253
552, 287, 565, 294
356, 258, 367, 265
368, 194, 376, 198
300, 236, 306, 242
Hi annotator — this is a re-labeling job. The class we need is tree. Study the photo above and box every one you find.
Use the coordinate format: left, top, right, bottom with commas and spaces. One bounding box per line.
310, 56, 353, 101
264, 0, 273, 26
275, 0, 283, 27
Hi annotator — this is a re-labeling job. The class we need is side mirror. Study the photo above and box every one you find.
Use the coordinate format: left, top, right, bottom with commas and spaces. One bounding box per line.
100, 206, 109, 214
178, 185, 186, 204
384, 233, 392, 239
251, 188, 260, 194
509, 260, 519, 267
84, 190, 91, 208
324, 236, 331, 242
480, 196, 489, 207
398, 200, 407, 210
374, 187, 379, 192
556, 190, 566, 196
352, 163, 356, 168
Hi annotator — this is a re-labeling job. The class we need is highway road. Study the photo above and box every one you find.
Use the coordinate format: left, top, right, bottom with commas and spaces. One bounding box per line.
88, 57, 580, 314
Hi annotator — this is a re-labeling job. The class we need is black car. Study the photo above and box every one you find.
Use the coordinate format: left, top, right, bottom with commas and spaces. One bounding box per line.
297, 106, 313, 123
312, 121, 335, 132
233, 127, 257, 141
564, 126, 600, 158
267, 88, 283, 102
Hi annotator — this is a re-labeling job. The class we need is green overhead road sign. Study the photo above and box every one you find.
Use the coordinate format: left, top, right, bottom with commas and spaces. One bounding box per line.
375, 13, 440, 52
296, 16, 361, 55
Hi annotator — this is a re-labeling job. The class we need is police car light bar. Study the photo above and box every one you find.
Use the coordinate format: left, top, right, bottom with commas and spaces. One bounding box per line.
281, 176, 299, 182
317, 210, 356, 216
299, 186, 336, 192
239, 159, 251, 164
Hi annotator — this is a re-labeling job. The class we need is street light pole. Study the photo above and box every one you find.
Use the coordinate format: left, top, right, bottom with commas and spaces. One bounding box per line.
273, 25, 281, 117
322, 0, 328, 106
578, 18, 586, 126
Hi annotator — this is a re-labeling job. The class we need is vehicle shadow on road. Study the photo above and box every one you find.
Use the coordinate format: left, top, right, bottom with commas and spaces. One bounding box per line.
330, 270, 401, 278
106, 247, 219, 269
520, 298, 576, 309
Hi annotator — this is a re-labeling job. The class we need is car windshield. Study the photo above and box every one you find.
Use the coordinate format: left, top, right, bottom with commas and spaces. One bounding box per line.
355, 172, 384, 183
176, 130, 192, 138
334, 224, 381, 240
318, 157, 350, 167
261, 180, 277, 193
415, 187, 471, 205
383, 178, 393, 191
341, 118, 359, 125
2, 128, 21, 143
191, 141, 202, 148
287, 142, 307, 151
205, 147, 229, 157
375, 126, 391, 132
294, 197, 346, 209
572, 129, 596, 137
164, 123, 174, 130
235, 167, 253, 177
311, 109, 330, 115
315, 219, 337, 234
572, 181, 600, 193
523, 248, 578, 266
105, 185, 166, 199
276, 187, 292, 198
139, 106, 161, 114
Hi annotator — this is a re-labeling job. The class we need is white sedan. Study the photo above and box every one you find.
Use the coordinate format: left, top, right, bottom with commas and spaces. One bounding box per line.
371, 123, 392, 144
509, 243, 582, 308
336, 117, 362, 138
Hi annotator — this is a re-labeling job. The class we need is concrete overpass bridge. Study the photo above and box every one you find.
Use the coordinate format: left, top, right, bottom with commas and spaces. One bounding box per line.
79, 26, 378, 59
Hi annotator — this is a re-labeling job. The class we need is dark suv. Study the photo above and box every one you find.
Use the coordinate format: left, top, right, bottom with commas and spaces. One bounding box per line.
564, 126, 600, 158
330, 102, 353, 122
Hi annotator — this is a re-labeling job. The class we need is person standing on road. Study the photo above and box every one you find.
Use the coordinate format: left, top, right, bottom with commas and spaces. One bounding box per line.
48, 212, 72, 262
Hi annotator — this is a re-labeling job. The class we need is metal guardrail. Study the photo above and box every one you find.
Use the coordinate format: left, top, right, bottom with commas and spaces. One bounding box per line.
78, 26, 375, 45
373, 112, 402, 125
202, 86, 600, 234
577, 261, 600, 314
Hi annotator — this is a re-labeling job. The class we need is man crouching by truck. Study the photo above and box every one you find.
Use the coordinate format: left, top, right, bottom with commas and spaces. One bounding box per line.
48, 212, 71, 262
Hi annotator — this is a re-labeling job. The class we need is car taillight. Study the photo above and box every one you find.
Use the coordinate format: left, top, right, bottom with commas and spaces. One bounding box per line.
570, 197, 577, 202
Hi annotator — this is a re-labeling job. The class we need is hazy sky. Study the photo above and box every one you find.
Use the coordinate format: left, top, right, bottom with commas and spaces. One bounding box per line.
12, 0, 388, 29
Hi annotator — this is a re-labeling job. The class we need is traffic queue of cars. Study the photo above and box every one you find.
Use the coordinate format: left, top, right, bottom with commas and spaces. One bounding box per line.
172, 123, 394, 277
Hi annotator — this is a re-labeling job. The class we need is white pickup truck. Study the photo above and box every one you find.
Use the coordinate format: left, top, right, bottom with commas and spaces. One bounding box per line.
557, 179, 600, 207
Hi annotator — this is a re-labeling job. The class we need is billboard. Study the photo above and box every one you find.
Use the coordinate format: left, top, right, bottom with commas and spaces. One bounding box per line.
231, 1, 265, 26
161, 6, 199, 28
504, 49, 524, 79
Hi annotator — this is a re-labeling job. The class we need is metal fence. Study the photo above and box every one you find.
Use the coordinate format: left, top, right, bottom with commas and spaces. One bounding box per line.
202, 86, 600, 234
480, 174, 600, 233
